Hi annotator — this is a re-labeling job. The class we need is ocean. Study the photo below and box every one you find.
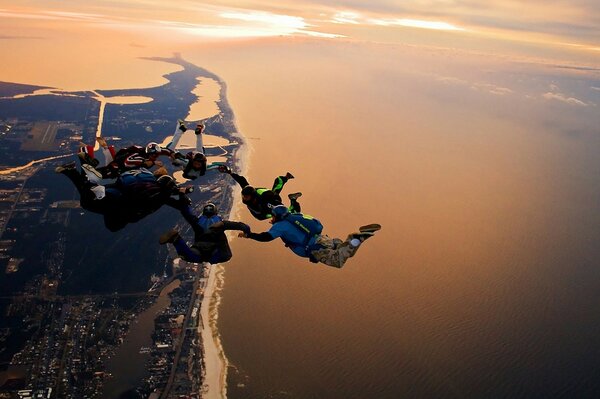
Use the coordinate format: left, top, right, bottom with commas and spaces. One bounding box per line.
190, 40, 600, 398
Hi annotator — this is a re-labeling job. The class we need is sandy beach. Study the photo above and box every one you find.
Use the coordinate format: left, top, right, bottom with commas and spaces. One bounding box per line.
193, 75, 251, 398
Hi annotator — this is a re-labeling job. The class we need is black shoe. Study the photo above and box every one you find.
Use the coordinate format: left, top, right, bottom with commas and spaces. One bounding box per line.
55, 161, 76, 174
195, 123, 205, 135
285, 172, 294, 179
288, 192, 302, 201
159, 229, 180, 244
77, 151, 99, 167
359, 224, 381, 233
178, 119, 187, 132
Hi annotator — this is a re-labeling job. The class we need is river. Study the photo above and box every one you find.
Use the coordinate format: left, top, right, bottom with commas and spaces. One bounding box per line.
102, 280, 180, 398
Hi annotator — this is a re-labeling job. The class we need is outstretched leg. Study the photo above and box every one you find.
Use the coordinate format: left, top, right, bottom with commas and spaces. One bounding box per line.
166, 120, 188, 150
310, 224, 381, 268
195, 123, 205, 153
287, 192, 302, 213
159, 229, 203, 263
271, 172, 294, 194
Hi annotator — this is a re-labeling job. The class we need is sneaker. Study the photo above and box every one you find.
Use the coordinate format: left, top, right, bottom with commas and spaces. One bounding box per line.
285, 172, 294, 179
159, 229, 180, 245
77, 151, 97, 166
90, 185, 106, 200
288, 192, 302, 201
55, 161, 76, 174
195, 123, 205, 135
178, 119, 187, 132
81, 164, 103, 181
349, 232, 375, 243
359, 224, 381, 233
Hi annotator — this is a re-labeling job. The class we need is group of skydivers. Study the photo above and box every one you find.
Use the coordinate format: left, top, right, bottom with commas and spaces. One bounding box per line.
56, 120, 380, 268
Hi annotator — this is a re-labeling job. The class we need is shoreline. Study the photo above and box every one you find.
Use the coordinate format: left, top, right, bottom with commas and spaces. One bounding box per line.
197, 82, 252, 398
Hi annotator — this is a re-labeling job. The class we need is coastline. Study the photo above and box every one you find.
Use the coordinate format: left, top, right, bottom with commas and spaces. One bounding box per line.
197, 81, 252, 398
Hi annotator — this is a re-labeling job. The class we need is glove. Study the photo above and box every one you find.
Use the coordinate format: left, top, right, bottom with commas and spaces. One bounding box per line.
241, 223, 251, 235
217, 165, 231, 174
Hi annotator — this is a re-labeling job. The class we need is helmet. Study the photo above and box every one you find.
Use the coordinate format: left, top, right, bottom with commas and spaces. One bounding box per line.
241, 185, 256, 197
145, 142, 161, 155
202, 203, 217, 217
192, 151, 207, 163
157, 175, 177, 192
271, 205, 289, 221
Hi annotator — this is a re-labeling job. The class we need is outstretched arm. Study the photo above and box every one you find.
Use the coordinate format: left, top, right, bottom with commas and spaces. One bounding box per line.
221, 220, 251, 233
243, 231, 276, 242
230, 172, 249, 188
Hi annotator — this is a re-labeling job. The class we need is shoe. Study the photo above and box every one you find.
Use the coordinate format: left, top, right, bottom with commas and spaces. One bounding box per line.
359, 224, 381, 233
285, 172, 294, 179
288, 192, 302, 201
195, 123, 205, 135
55, 161, 76, 174
349, 232, 375, 243
90, 185, 106, 200
178, 119, 187, 132
81, 164, 103, 180
77, 151, 97, 166
159, 229, 180, 245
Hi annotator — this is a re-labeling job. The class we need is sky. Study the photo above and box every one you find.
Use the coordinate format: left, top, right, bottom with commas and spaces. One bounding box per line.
0, 0, 599, 60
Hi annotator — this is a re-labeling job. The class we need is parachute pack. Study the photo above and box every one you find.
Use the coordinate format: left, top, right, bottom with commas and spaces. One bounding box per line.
284, 213, 323, 245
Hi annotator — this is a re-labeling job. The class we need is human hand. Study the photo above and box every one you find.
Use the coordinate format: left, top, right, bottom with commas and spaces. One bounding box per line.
217, 165, 231, 174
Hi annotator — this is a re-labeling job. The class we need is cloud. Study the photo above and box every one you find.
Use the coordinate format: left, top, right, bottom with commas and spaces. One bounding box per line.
368, 18, 465, 31
542, 91, 588, 106
157, 11, 344, 39
331, 11, 361, 24
471, 83, 513, 95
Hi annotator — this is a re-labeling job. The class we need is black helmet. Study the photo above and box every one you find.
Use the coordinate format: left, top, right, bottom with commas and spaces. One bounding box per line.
192, 151, 207, 163
241, 185, 256, 197
202, 203, 217, 217
145, 142, 161, 155
157, 175, 176, 192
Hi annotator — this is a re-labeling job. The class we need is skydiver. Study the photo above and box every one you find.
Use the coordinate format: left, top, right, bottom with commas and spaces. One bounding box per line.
111, 141, 172, 173
167, 120, 223, 180
217, 165, 302, 220
239, 205, 381, 268
159, 202, 250, 264
76, 140, 172, 181
55, 161, 187, 231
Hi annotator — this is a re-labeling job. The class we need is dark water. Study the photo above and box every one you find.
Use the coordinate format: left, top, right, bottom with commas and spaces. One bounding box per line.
102, 280, 180, 398
212, 42, 600, 398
